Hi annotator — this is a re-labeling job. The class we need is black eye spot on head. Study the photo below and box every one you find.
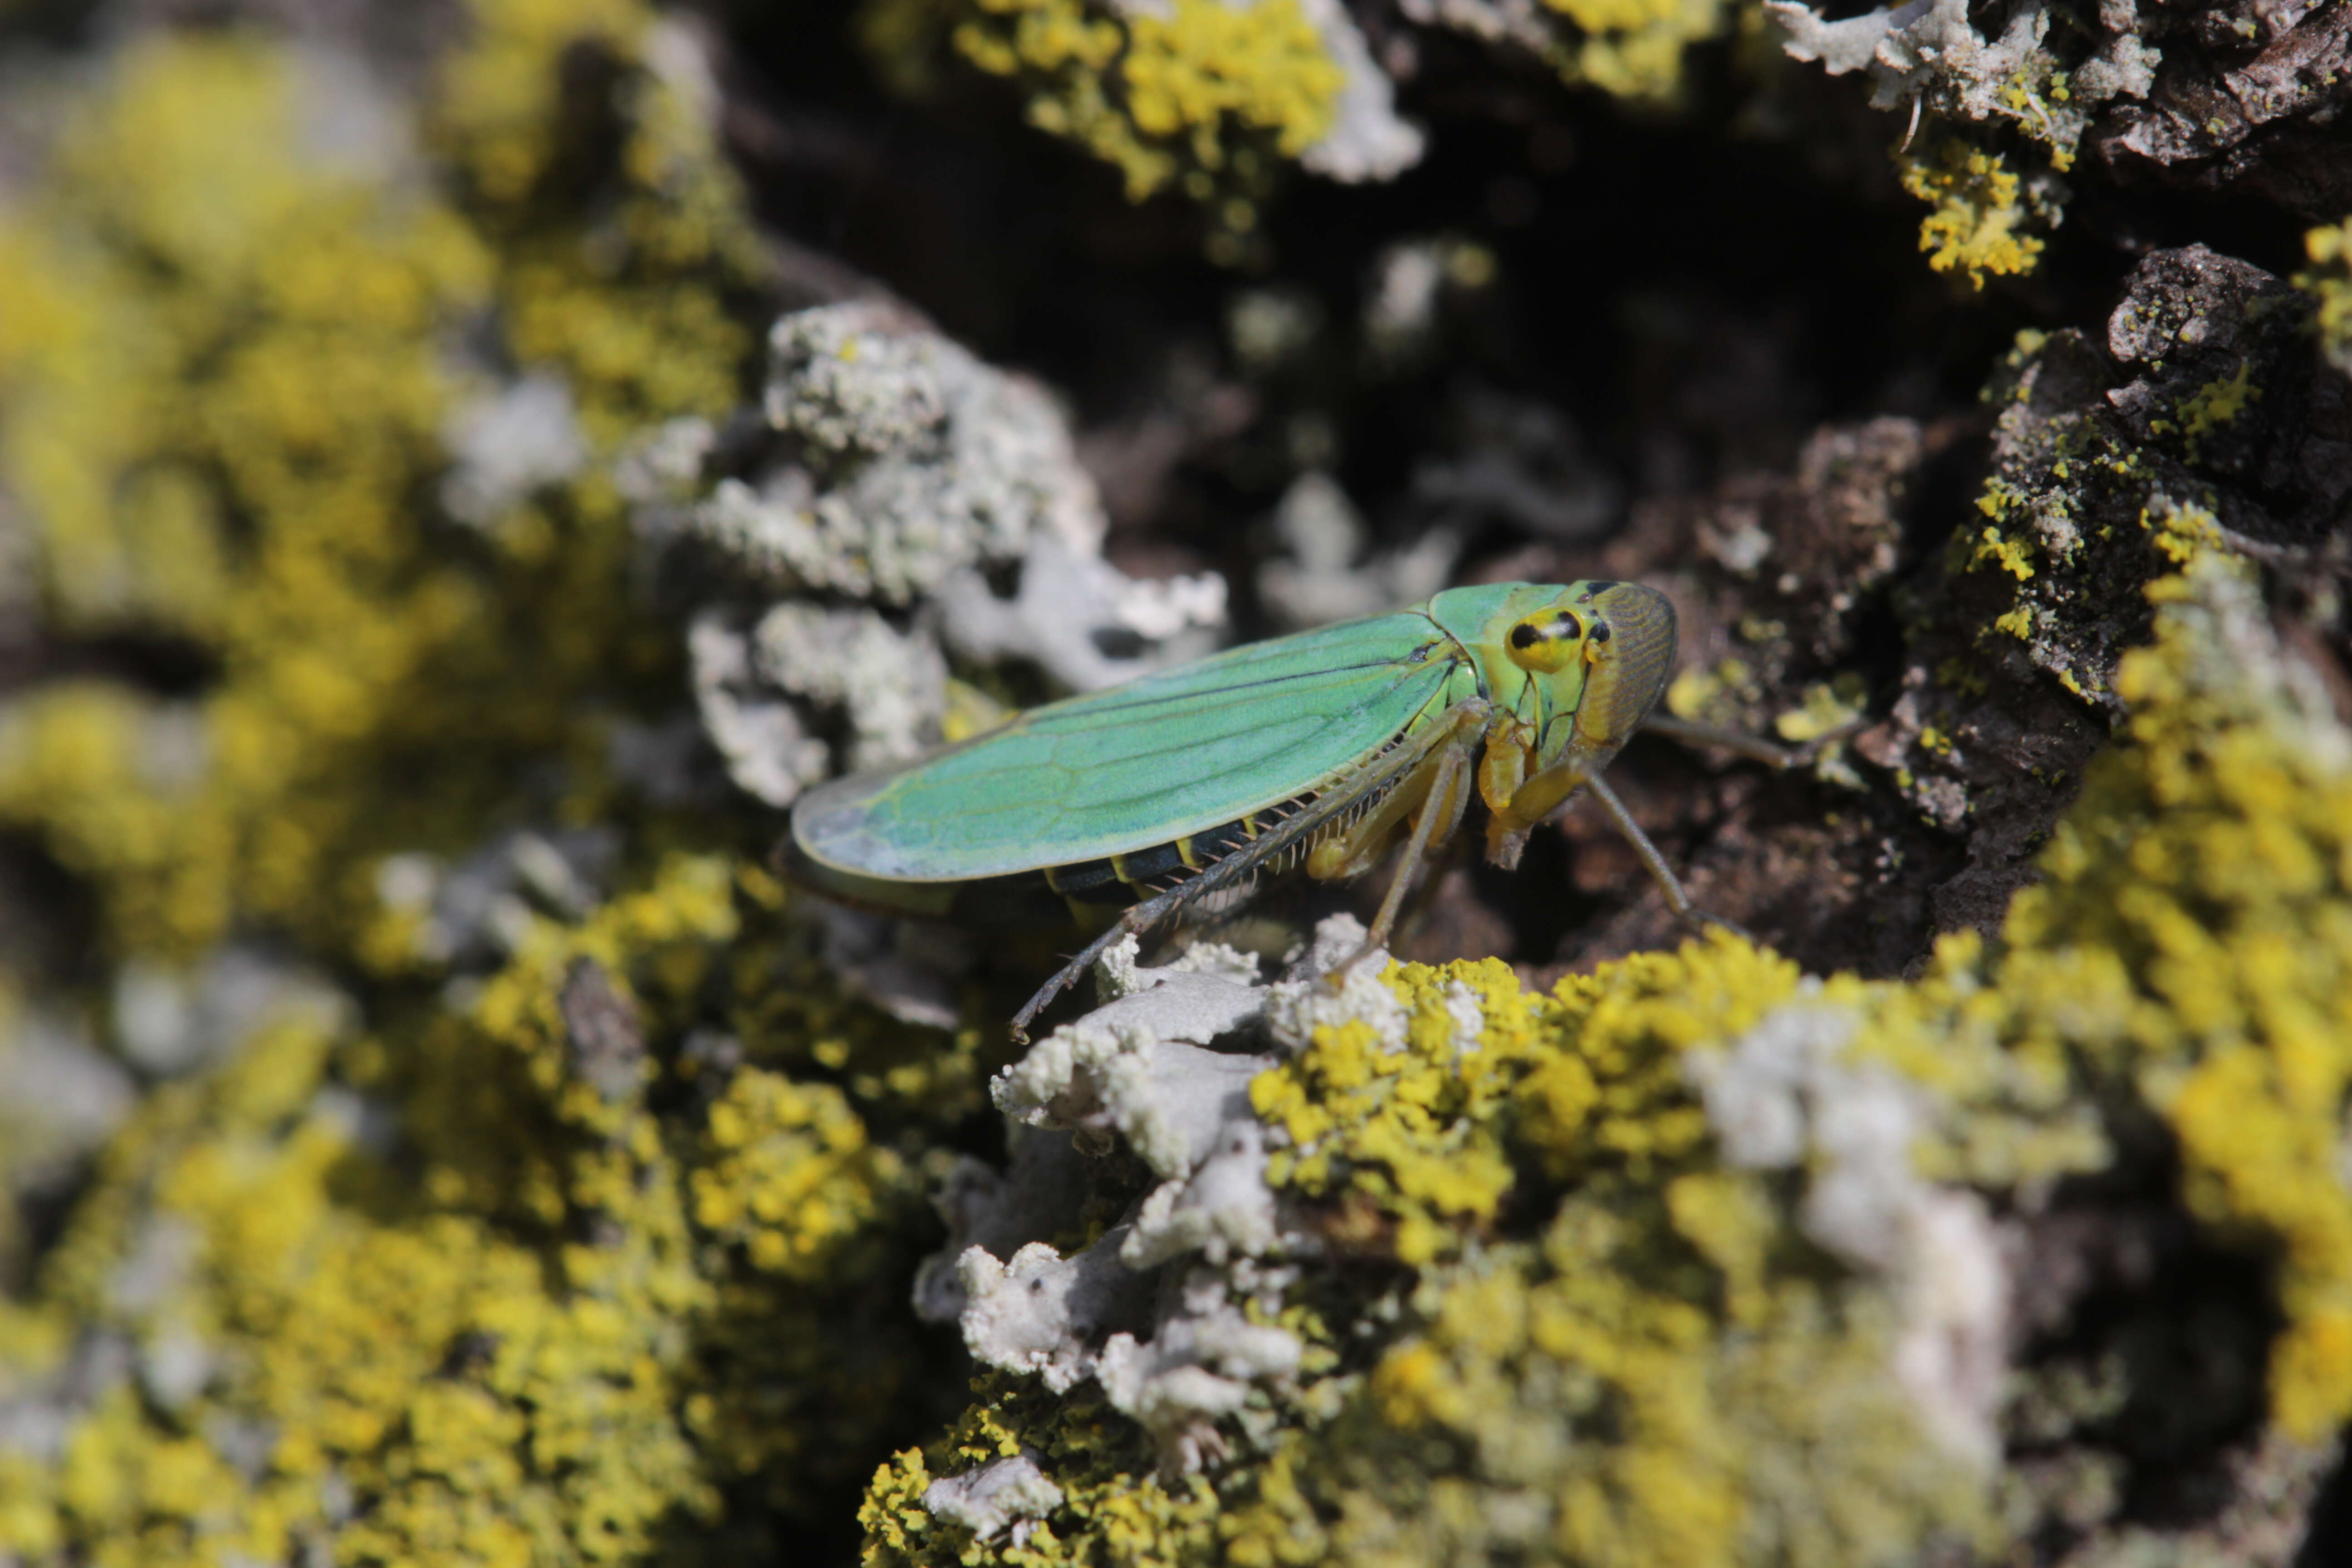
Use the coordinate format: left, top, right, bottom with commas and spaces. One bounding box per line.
1577, 580, 1618, 603
1591, 622, 1612, 642
1505, 608, 1585, 670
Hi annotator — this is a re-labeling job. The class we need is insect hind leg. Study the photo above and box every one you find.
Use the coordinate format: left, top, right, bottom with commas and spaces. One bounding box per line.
1007, 697, 1492, 1042
1008, 884, 1192, 1044
1327, 734, 1477, 983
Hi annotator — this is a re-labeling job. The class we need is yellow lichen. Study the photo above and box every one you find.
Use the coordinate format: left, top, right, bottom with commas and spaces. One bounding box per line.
1992, 552, 2352, 1439
0, 8, 970, 1561
1839, 547, 2352, 1441
883, 0, 1731, 231
0, 37, 487, 956
862, 1374, 1214, 1568
1219, 936, 1996, 1568
1252, 957, 1540, 1263
2296, 216, 2352, 369
1773, 676, 1866, 745
692, 1067, 906, 1279
2176, 358, 2259, 459
2141, 494, 2223, 564
0, 4, 760, 967
1664, 657, 1754, 725
1541, 0, 1732, 104
946, 0, 1341, 233
5, 853, 939, 1565
1899, 140, 2047, 288
1970, 524, 2038, 581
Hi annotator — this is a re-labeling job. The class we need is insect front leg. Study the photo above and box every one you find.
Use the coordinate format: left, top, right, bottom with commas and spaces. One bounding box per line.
1485, 752, 1749, 940
1484, 753, 1587, 873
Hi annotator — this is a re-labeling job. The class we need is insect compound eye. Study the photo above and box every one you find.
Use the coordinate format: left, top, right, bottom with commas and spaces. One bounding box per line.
1504, 609, 1585, 674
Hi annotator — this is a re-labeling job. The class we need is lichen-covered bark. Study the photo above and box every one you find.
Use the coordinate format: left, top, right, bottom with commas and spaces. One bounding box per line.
1, 1, 2349, 1566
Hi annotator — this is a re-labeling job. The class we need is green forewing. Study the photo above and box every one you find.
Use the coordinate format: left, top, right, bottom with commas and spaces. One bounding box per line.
792, 610, 1464, 881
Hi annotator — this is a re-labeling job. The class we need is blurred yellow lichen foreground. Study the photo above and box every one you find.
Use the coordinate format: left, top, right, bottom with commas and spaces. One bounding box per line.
0, 853, 967, 1564
0, 1, 756, 966
0, 5, 974, 1563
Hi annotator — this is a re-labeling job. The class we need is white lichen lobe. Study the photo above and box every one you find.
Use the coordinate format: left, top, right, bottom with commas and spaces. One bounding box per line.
1686, 996, 2009, 1468
923, 928, 1365, 1472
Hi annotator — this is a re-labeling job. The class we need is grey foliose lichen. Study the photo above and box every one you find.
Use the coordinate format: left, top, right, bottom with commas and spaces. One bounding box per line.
1293, 0, 1426, 184
921, 1451, 1064, 1547
0, 1012, 134, 1276
635, 302, 1228, 809
916, 921, 1382, 1476
1686, 998, 2008, 1469
740, 304, 1099, 603
1768, 0, 2157, 152
1770, 0, 2352, 218
439, 372, 591, 530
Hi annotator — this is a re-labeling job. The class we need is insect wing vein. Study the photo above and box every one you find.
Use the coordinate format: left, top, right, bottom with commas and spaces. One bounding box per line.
793, 613, 1457, 881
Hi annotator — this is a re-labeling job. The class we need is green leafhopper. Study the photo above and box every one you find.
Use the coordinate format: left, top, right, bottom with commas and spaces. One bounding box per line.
786, 580, 1807, 1039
